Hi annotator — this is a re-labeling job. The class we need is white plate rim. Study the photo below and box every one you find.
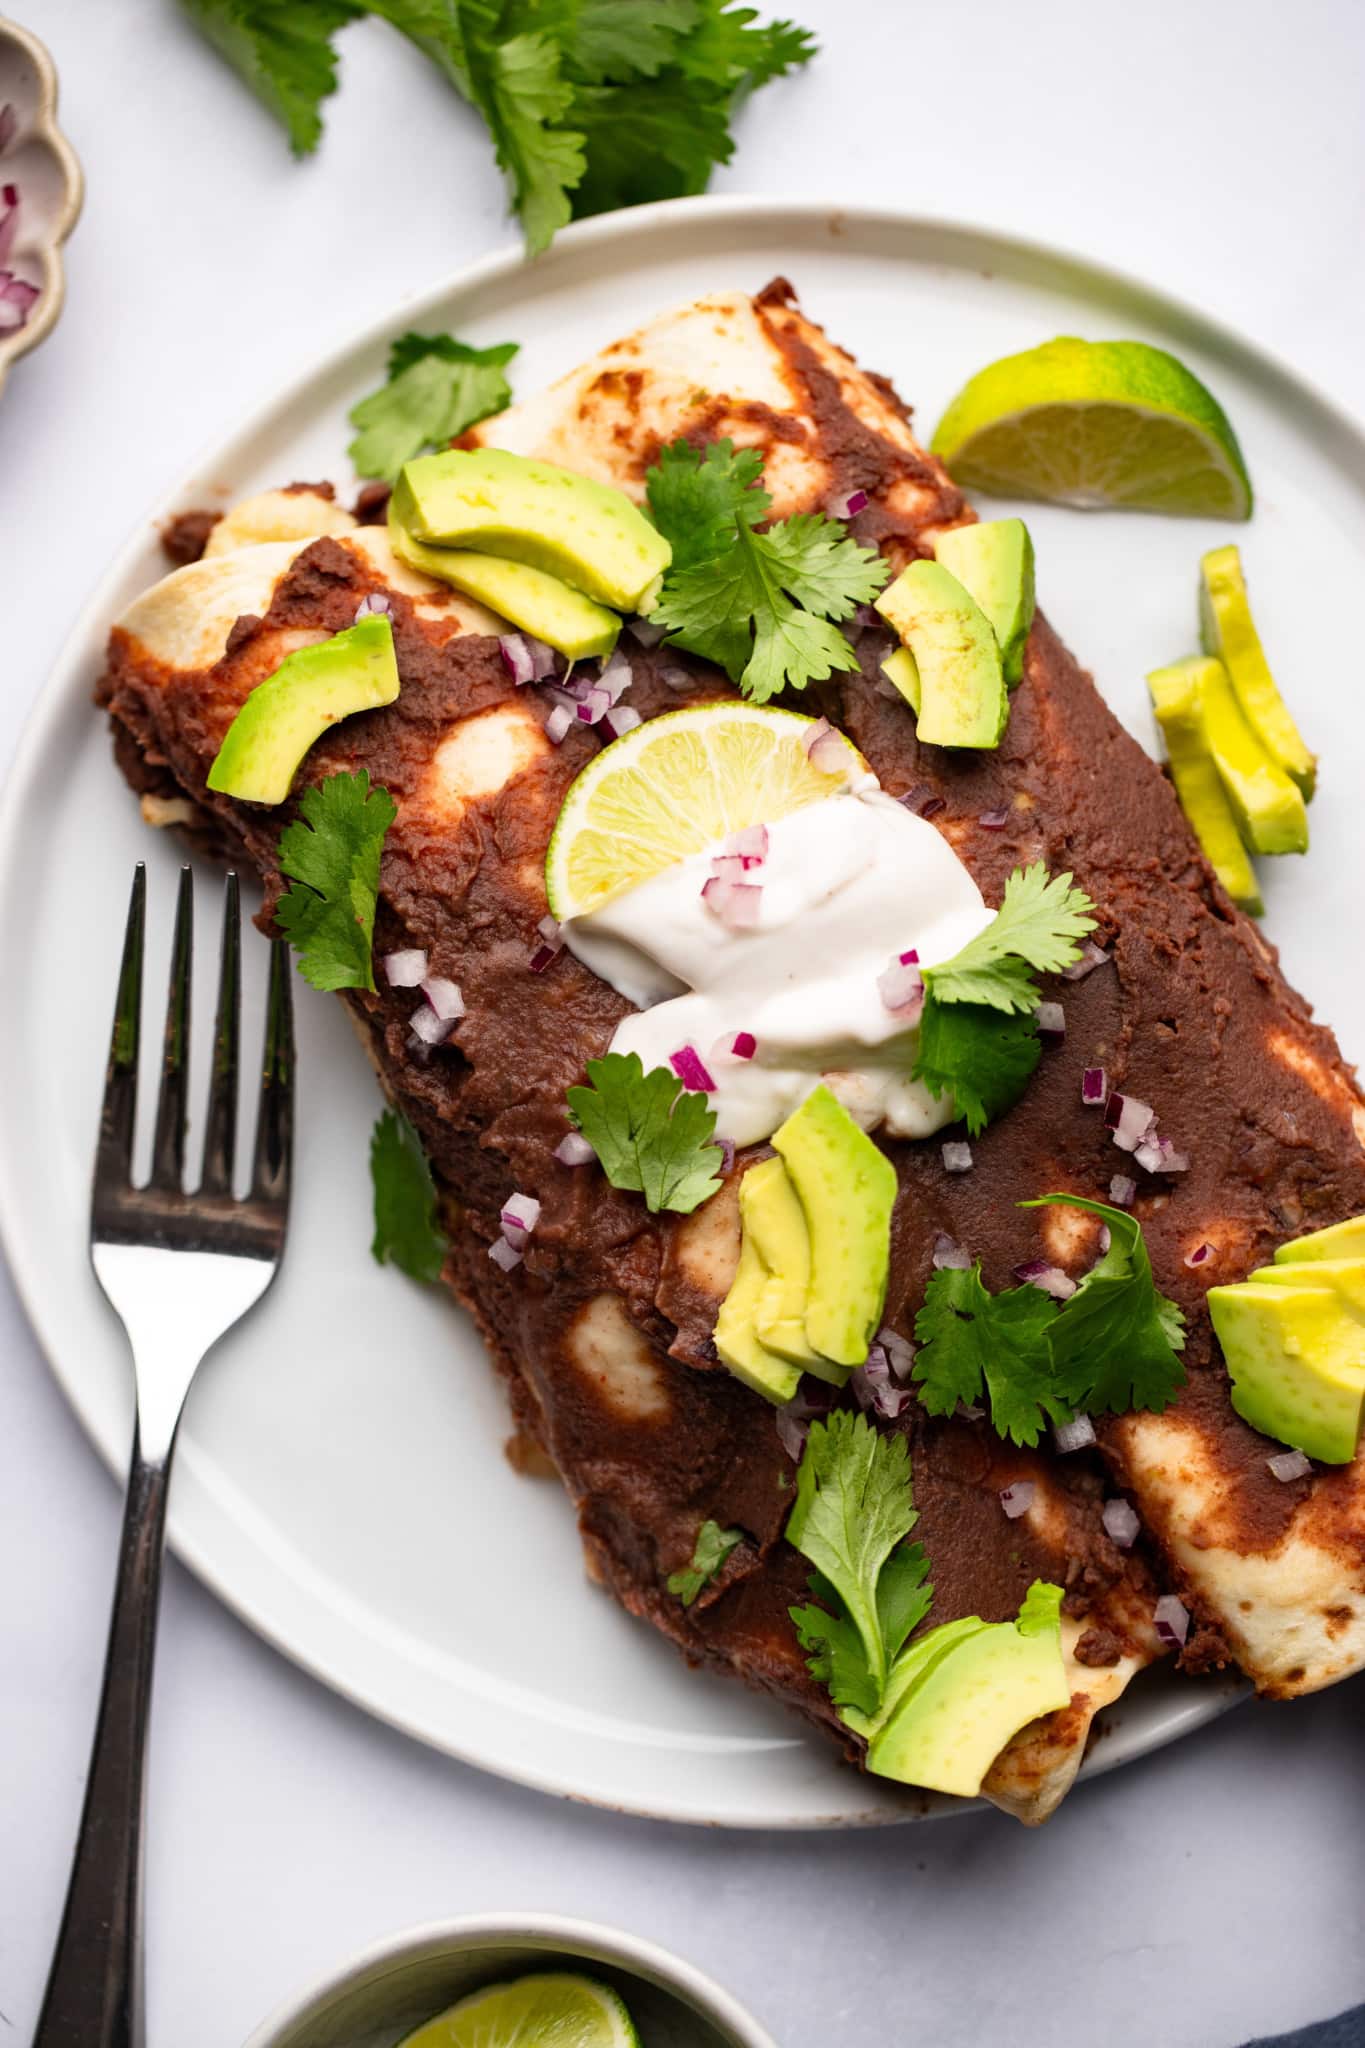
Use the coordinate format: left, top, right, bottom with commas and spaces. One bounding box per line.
11, 192, 1348, 1826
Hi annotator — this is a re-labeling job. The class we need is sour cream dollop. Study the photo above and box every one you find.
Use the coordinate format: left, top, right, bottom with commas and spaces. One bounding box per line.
562, 785, 993, 1147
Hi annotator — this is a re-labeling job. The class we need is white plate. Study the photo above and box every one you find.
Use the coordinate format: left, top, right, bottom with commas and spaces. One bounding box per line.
10, 194, 1360, 1827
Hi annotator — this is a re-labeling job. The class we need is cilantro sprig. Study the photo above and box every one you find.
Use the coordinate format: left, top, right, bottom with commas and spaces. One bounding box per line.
667, 1519, 742, 1607
912, 1196, 1186, 1444
913, 863, 1096, 1136
787, 1412, 934, 1720
180, 1, 816, 256
370, 1108, 449, 1283
348, 331, 519, 482
276, 769, 396, 992
645, 439, 889, 703
566, 1050, 724, 1214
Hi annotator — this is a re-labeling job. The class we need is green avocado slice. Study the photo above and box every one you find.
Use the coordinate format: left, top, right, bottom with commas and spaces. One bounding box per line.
874, 559, 1008, 748
713, 1229, 802, 1407
740, 1157, 845, 1382
1274, 1217, 1365, 1265
880, 643, 921, 712
1207, 1279, 1365, 1464
388, 508, 621, 661
1200, 544, 1316, 799
933, 518, 1036, 686
393, 448, 671, 612
1148, 658, 1263, 914
841, 1616, 992, 1744
1196, 654, 1308, 856
1249, 1258, 1365, 1319
207, 613, 400, 806
771, 1085, 897, 1367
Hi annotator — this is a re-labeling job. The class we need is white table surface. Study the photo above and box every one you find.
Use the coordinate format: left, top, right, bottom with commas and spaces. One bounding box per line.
5, 2, 1365, 2043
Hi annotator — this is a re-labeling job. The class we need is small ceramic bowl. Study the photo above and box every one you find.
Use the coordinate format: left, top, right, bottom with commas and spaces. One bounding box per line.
0, 16, 83, 396
242, 1916, 779, 2048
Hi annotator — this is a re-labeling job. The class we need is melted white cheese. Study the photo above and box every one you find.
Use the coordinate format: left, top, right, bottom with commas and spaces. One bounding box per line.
563, 786, 993, 1146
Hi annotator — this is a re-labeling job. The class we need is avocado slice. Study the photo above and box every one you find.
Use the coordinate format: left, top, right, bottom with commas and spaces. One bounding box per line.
880, 644, 921, 713
1207, 1280, 1365, 1464
206, 613, 400, 806
874, 560, 1007, 748
1195, 654, 1308, 856
713, 1229, 802, 1406
1250, 1259, 1365, 1319
1274, 1217, 1365, 1265
867, 1584, 1070, 1798
393, 448, 671, 612
388, 506, 621, 661
841, 1616, 992, 1743
739, 1157, 844, 1384
1147, 659, 1263, 914
933, 518, 1036, 686
771, 1085, 897, 1367
1200, 545, 1316, 799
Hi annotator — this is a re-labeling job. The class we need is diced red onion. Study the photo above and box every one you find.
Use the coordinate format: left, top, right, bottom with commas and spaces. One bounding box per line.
851, 1347, 910, 1419
669, 1044, 716, 1094
1102, 1497, 1141, 1549
410, 1003, 456, 1046
602, 705, 641, 741
1063, 940, 1112, 982
999, 1480, 1036, 1521
500, 1192, 541, 1245
709, 854, 752, 886
1054, 1414, 1096, 1454
1109, 1173, 1137, 1208
421, 976, 464, 1022
555, 1131, 595, 1166
1081, 1066, 1108, 1106
499, 634, 535, 686
354, 591, 392, 620
932, 1234, 971, 1271
529, 914, 563, 973
1267, 1449, 1312, 1483
829, 487, 869, 518
1184, 1241, 1214, 1269
942, 1141, 973, 1173
577, 686, 612, 725
488, 1236, 523, 1272
711, 1030, 757, 1062
553, 674, 593, 703
1014, 1258, 1076, 1300
1135, 1133, 1191, 1175
658, 665, 693, 692
545, 703, 575, 745
803, 718, 848, 774
724, 825, 768, 868
525, 636, 557, 680
919, 793, 947, 819
1036, 1001, 1066, 1041
701, 876, 762, 930
597, 650, 633, 705
776, 1403, 809, 1461
877, 1327, 916, 1382
1153, 1594, 1190, 1649
528, 943, 560, 972
1106, 1093, 1157, 1152
0, 270, 38, 332
977, 808, 1009, 830
383, 948, 428, 988
626, 616, 666, 648
877, 952, 924, 1018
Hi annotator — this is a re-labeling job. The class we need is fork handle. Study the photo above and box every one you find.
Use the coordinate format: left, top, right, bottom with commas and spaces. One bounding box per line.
33, 1426, 170, 2048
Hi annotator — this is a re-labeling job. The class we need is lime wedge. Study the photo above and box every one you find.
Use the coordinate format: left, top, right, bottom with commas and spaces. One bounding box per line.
545, 701, 865, 919
396, 1972, 640, 2048
931, 337, 1252, 520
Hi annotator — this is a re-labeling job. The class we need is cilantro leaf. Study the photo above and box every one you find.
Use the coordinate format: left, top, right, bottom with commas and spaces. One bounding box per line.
667, 1518, 743, 1606
566, 1050, 724, 1214
680, 0, 816, 92
913, 994, 1041, 1137
179, 0, 360, 156
1017, 1579, 1064, 1636
786, 1412, 933, 1718
348, 331, 518, 481
275, 769, 396, 992
1024, 1195, 1187, 1416
912, 1264, 1069, 1448
370, 1108, 449, 1283
646, 439, 888, 703
571, 74, 735, 216
925, 864, 1096, 1014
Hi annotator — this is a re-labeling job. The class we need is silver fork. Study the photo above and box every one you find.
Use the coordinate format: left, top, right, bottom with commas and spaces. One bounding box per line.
33, 864, 293, 2048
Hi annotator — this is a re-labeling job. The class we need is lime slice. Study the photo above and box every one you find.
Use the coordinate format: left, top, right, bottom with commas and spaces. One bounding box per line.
396, 1971, 640, 2048
545, 702, 865, 918
931, 337, 1252, 520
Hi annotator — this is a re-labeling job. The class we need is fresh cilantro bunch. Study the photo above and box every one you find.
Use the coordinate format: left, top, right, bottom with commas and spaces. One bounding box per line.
645, 439, 889, 702
370, 1107, 450, 1282
667, 1519, 742, 1606
914, 863, 1096, 1135
566, 1050, 724, 1214
180, 0, 816, 255
276, 769, 396, 991
348, 332, 518, 482
787, 1412, 934, 1720
912, 1195, 1187, 1445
